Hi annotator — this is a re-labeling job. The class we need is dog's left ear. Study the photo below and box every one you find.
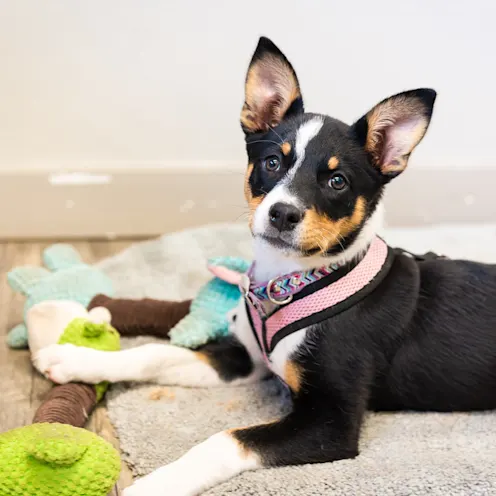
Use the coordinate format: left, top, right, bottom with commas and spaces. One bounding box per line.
241, 37, 304, 134
352, 89, 436, 179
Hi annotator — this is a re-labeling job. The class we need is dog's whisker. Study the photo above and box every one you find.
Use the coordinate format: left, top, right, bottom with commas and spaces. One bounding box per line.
225, 204, 250, 209
221, 171, 248, 177
234, 212, 250, 223
246, 139, 285, 148
259, 119, 285, 145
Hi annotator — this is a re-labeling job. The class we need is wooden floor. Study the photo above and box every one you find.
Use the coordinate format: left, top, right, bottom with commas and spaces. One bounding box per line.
0, 239, 140, 495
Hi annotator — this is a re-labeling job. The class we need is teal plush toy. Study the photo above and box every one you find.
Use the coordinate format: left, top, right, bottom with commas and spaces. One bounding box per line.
168, 256, 250, 348
7, 244, 114, 349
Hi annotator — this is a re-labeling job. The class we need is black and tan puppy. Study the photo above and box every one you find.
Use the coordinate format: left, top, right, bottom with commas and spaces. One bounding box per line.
36, 37, 496, 496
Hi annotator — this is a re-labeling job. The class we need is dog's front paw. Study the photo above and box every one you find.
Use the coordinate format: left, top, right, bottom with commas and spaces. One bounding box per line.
34, 344, 101, 384
123, 464, 199, 496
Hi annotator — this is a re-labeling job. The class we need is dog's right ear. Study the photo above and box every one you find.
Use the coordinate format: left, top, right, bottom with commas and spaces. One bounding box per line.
241, 37, 304, 135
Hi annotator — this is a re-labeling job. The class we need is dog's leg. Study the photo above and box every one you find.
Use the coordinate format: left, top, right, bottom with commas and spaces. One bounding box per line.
122, 403, 364, 496
123, 356, 371, 496
34, 334, 268, 386
34, 298, 266, 386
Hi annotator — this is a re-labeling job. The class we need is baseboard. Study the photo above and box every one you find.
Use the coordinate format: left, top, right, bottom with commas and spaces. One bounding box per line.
0, 165, 494, 239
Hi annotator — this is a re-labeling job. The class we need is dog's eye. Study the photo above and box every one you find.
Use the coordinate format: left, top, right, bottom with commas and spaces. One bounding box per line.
263, 156, 281, 172
328, 174, 347, 190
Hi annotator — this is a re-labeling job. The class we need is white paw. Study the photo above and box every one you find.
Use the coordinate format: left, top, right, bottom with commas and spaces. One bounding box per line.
34, 344, 100, 384
123, 465, 191, 496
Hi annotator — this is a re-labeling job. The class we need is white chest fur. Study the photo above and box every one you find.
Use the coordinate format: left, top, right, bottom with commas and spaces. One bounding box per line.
268, 328, 309, 378
237, 203, 384, 384
231, 299, 309, 385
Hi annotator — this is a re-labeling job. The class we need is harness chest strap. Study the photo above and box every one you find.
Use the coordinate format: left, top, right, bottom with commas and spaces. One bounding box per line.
244, 237, 393, 361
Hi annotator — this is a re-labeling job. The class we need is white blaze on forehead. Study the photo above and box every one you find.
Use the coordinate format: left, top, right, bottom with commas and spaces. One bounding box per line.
287, 116, 324, 180
251, 117, 324, 240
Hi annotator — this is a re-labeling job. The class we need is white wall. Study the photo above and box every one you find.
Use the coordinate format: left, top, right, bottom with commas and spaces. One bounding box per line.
0, 0, 495, 172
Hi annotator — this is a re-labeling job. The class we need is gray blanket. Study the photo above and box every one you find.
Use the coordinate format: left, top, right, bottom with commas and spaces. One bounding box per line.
97, 223, 496, 495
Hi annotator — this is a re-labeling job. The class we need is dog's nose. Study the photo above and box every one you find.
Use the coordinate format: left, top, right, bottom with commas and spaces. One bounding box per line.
268, 203, 303, 232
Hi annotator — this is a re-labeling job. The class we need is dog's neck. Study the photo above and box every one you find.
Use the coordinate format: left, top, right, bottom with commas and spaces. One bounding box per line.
251, 203, 385, 283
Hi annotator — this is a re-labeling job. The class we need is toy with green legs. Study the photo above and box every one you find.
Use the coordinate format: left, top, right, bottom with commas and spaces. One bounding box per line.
0, 301, 121, 496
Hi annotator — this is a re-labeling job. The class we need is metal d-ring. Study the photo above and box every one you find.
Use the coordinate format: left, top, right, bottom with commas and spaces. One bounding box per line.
267, 278, 293, 305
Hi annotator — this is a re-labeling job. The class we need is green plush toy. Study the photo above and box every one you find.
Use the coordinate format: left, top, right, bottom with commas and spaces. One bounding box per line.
57, 311, 121, 400
168, 256, 250, 348
0, 423, 120, 496
7, 244, 114, 349
0, 305, 121, 496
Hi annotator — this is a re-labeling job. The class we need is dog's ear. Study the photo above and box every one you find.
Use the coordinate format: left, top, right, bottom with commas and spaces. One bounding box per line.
241, 37, 304, 134
352, 89, 436, 179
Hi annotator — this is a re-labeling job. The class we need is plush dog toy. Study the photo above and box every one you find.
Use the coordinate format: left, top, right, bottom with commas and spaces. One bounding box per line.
6, 244, 114, 349
0, 303, 121, 496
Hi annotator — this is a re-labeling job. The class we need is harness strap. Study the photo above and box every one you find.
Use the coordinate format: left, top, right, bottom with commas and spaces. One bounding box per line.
246, 237, 393, 359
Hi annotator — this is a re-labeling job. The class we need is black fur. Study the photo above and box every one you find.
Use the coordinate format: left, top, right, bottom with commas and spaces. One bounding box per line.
229, 253, 496, 467
303, 254, 496, 413
244, 38, 435, 257
206, 37, 496, 472
246, 113, 386, 254
198, 335, 253, 382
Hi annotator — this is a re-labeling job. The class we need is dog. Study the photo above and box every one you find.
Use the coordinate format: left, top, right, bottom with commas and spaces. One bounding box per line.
35, 37, 496, 495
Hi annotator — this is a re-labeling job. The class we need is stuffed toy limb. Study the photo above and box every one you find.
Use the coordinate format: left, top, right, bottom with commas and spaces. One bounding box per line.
168, 256, 249, 347
88, 294, 192, 339
0, 301, 121, 496
6, 244, 114, 349
87, 256, 250, 349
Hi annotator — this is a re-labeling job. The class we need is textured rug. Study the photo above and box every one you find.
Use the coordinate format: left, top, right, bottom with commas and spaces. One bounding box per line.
97, 223, 496, 495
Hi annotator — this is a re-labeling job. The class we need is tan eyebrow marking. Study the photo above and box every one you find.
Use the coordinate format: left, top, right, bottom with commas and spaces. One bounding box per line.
328, 156, 339, 170
281, 142, 292, 156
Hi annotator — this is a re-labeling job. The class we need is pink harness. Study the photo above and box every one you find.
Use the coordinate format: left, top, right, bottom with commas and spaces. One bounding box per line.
241, 237, 392, 361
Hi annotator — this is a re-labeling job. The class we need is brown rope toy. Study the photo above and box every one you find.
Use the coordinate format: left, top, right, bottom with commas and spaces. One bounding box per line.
33, 297, 191, 427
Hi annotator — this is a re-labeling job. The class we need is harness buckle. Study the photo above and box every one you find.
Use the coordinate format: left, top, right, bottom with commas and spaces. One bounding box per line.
266, 278, 293, 305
